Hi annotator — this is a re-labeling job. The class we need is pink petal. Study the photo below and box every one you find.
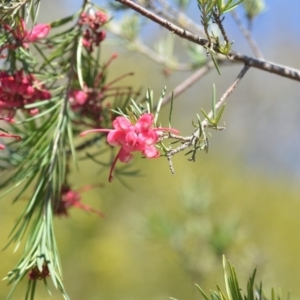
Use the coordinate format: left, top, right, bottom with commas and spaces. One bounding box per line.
107, 130, 126, 146
69, 90, 88, 105
26, 24, 50, 42
142, 145, 160, 158
135, 113, 153, 132
125, 130, 138, 147
118, 147, 133, 163
137, 130, 159, 146
113, 116, 132, 131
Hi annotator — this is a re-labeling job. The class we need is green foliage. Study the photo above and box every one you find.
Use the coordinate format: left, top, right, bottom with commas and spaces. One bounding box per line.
120, 14, 140, 41
243, 0, 265, 20
196, 0, 245, 72
196, 257, 290, 300
215, 0, 244, 14
138, 177, 242, 280
197, 0, 244, 15
200, 84, 226, 129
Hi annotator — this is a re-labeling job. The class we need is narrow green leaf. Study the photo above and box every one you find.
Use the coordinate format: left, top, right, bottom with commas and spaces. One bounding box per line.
223, 256, 232, 300
49, 14, 78, 28
216, 0, 223, 12
215, 104, 226, 124
146, 88, 153, 114
21, 100, 62, 122
271, 288, 275, 300
212, 84, 217, 120
155, 86, 167, 124
195, 284, 211, 300
24, 279, 32, 300
130, 98, 142, 115
201, 108, 215, 126
43, 278, 52, 296
223, 0, 244, 13
210, 52, 221, 75
76, 36, 84, 90
196, 113, 203, 137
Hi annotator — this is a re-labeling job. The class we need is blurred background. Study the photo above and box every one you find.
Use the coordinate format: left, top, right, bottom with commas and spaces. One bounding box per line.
1, 0, 300, 299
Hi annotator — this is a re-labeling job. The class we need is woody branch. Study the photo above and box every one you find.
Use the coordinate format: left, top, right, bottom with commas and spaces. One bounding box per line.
115, 0, 300, 82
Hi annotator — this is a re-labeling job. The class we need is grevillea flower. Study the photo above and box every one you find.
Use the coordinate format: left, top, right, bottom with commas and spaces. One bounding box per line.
0, 19, 50, 57
15, 19, 50, 47
80, 113, 179, 182
28, 264, 49, 280
69, 89, 88, 106
54, 185, 105, 217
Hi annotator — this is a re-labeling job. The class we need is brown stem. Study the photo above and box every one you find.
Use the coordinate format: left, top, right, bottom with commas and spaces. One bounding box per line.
231, 10, 264, 60
157, 61, 216, 108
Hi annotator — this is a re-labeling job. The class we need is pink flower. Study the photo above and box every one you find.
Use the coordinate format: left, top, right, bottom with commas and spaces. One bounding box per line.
14, 19, 50, 47
69, 90, 88, 106
25, 23, 50, 42
80, 113, 179, 182
55, 185, 105, 217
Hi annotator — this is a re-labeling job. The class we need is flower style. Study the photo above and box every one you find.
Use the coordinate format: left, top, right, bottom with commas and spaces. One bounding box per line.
0, 70, 51, 117
80, 113, 179, 182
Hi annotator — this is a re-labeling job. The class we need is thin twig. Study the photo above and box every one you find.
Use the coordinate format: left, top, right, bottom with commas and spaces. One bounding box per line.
212, 10, 230, 46
231, 10, 264, 60
203, 64, 250, 125
158, 61, 215, 108
151, 0, 206, 37
107, 22, 191, 71
116, 0, 300, 82
167, 64, 250, 158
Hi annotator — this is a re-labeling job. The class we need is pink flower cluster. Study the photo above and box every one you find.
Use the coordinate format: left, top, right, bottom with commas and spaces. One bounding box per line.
80, 113, 179, 182
79, 11, 107, 52
0, 70, 51, 117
